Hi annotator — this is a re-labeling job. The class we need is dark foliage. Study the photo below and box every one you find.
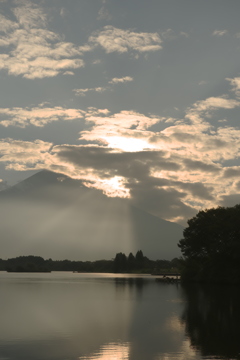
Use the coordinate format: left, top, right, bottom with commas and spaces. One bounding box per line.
113, 250, 155, 273
0, 252, 181, 274
178, 205, 240, 283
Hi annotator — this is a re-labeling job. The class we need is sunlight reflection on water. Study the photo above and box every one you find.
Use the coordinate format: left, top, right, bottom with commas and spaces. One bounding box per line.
79, 342, 130, 360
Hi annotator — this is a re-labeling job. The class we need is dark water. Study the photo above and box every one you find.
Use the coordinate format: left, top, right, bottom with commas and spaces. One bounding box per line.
0, 272, 239, 360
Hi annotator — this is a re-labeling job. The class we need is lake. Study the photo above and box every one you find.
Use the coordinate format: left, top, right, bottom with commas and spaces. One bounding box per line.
0, 272, 239, 360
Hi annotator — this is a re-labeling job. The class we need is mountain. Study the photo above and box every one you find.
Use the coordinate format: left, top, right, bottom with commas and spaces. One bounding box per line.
0, 170, 183, 261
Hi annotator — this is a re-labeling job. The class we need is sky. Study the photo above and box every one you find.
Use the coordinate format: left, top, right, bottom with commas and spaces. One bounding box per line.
1, 0, 240, 225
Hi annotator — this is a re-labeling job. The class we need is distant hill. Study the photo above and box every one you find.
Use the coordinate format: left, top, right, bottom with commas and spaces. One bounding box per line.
0, 170, 183, 260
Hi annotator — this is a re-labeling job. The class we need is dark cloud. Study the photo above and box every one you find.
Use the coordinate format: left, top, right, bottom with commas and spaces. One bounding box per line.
55, 145, 172, 178
53, 145, 195, 223
219, 194, 240, 207
173, 181, 214, 200
235, 181, 240, 190
183, 159, 220, 173
129, 181, 195, 224
204, 138, 228, 150
223, 167, 240, 178
172, 132, 198, 143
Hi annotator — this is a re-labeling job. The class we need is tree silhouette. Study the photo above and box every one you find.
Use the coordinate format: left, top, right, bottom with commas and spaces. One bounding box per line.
113, 252, 127, 273
127, 252, 135, 271
178, 205, 240, 282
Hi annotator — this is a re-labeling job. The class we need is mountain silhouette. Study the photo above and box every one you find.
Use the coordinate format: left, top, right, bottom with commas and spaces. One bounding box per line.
0, 170, 183, 260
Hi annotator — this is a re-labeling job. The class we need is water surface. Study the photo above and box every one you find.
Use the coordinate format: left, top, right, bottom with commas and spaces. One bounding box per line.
0, 272, 239, 360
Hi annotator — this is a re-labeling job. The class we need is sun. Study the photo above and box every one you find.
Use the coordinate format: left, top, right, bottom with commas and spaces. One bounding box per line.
103, 136, 155, 152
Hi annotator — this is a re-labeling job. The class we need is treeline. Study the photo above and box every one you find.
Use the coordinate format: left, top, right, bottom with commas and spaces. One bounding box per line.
113, 250, 180, 273
0, 251, 181, 273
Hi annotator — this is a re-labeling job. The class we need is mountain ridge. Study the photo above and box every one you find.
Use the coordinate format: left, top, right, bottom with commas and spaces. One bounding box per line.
0, 170, 183, 260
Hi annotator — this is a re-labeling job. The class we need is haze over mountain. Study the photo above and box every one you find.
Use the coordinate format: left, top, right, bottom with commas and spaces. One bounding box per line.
0, 170, 183, 261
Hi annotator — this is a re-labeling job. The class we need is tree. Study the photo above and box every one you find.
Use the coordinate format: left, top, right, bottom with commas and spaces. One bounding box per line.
113, 252, 127, 273
127, 252, 135, 271
178, 205, 240, 282
135, 250, 144, 263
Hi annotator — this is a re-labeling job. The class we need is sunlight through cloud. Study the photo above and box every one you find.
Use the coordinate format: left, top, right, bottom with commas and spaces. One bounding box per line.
84, 176, 130, 198
103, 136, 156, 152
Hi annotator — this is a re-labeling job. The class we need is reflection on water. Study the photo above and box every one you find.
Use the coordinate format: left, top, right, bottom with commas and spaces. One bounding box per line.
0, 272, 239, 360
181, 284, 240, 359
80, 342, 130, 360
114, 277, 147, 298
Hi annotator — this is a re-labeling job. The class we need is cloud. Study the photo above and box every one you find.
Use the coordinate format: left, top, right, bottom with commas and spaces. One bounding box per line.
0, 13, 19, 32
198, 80, 208, 85
128, 178, 195, 223
219, 194, 240, 207
88, 25, 162, 53
173, 181, 214, 201
63, 71, 74, 75
3, 79, 240, 223
97, 5, 112, 21
223, 167, 240, 178
81, 110, 162, 148
183, 159, 220, 173
0, 126, 238, 224
13, 0, 47, 29
49, 145, 197, 221
195, 97, 239, 111
185, 96, 240, 128
152, 120, 240, 164
60, 7, 67, 18
0, 1, 86, 79
73, 87, 107, 96
92, 59, 101, 65
0, 139, 52, 170
0, 5, 162, 79
73, 76, 133, 96
212, 30, 228, 36
109, 76, 133, 84
161, 29, 189, 40
0, 105, 85, 127
227, 77, 240, 97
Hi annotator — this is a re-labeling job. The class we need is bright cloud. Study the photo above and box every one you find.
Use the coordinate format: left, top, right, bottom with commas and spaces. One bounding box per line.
0, 2, 86, 78
81, 110, 162, 145
191, 97, 239, 111
84, 176, 130, 198
0, 139, 52, 171
109, 76, 133, 84
185, 96, 240, 127
89, 25, 162, 53
0, 4, 163, 80
0, 106, 85, 127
